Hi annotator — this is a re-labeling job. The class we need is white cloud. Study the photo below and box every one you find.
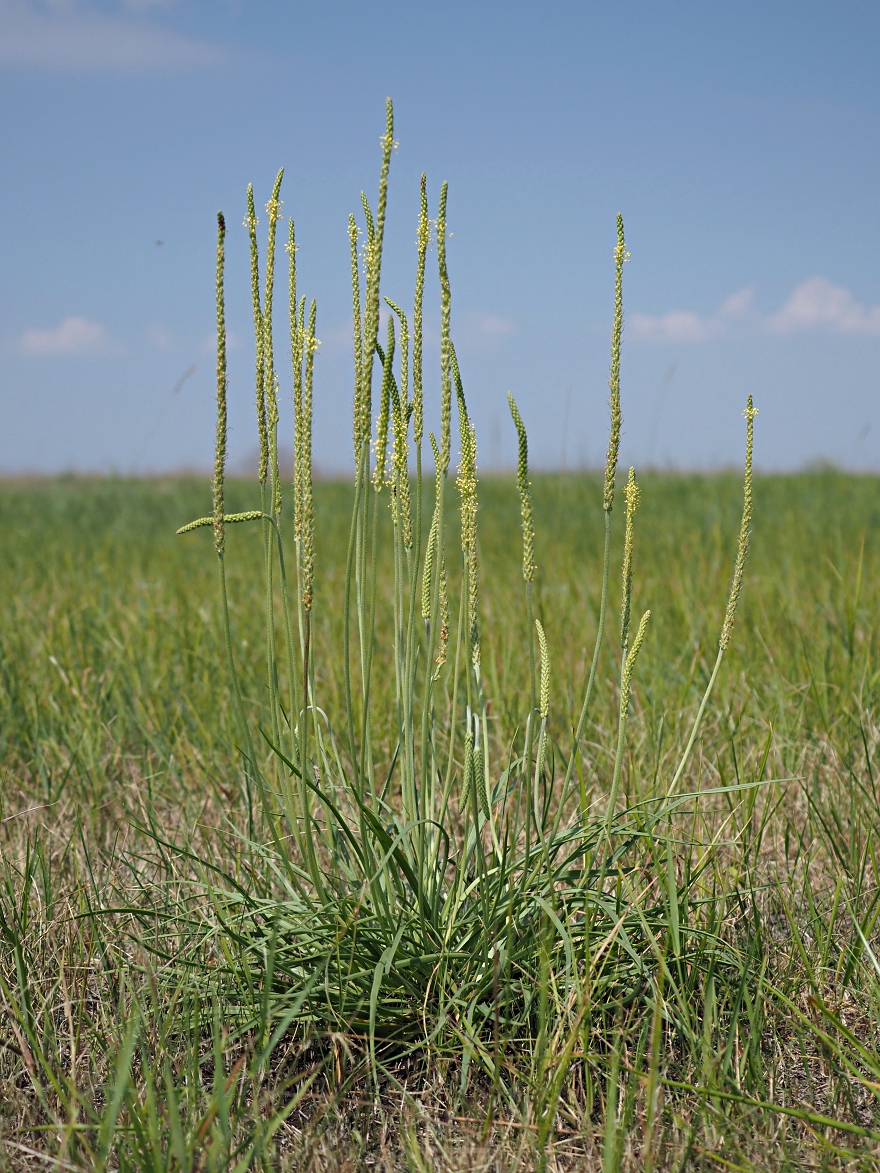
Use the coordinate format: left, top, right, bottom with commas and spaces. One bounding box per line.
199, 329, 241, 355
629, 309, 715, 343
631, 278, 880, 345
20, 315, 115, 355
629, 285, 755, 344
766, 277, 880, 336
0, 0, 226, 73
117, 0, 175, 11
147, 323, 176, 352
457, 311, 514, 351
472, 313, 513, 337
718, 286, 756, 319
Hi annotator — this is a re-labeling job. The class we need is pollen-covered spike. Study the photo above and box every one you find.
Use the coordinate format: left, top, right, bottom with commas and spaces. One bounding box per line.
246, 184, 268, 485
508, 393, 536, 583
437, 182, 452, 471
720, 397, 757, 650
620, 467, 641, 649
372, 315, 394, 491
603, 215, 629, 513
212, 211, 227, 555
621, 609, 651, 712
535, 619, 550, 720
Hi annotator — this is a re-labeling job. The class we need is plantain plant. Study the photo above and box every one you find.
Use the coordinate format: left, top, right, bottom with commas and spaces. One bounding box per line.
173, 98, 760, 1125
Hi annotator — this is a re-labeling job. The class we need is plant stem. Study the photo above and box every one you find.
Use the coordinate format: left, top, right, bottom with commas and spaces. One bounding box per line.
565, 508, 613, 820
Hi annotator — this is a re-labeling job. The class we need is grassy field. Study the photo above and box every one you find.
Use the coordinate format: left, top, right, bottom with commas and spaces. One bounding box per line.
3, 97, 880, 1173
1, 468, 879, 1171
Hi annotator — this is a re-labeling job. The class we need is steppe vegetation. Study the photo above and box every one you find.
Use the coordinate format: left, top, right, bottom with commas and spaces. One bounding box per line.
2, 102, 880, 1170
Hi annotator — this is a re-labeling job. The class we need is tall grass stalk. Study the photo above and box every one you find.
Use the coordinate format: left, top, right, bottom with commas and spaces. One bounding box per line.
209, 211, 256, 775
666, 396, 757, 800
565, 214, 628, 823
508, 391, 537, 714
261, 169, 285, 752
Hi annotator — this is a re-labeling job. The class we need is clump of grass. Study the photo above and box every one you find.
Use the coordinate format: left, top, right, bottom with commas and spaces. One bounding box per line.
166, 99, 769, 1139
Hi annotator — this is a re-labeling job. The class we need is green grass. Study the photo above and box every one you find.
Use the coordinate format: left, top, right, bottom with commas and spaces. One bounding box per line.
1, 469, 879, 1170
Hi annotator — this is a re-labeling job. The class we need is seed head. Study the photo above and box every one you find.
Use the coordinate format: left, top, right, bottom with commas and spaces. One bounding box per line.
422, 507, 438, 622
413, 174, 429, 450
349, 215, 366, 468
454, 346, 480, 668
508, 393, 536, 583
299, 300, 317, 612
720, 397, 757, 650
620, 467, 640, 648
212, 211, 227, 555
437, 182, 452, 471
620, 609, 650, 714
436, 555, 449, 674
603, 215, 629, 512
372, 316, 394, 491
535, 619, 550, 720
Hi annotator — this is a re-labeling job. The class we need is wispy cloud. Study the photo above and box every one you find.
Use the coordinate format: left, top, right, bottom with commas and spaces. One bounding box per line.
0, 1, 226, 73
718, 287, 756, 320
630, 286, 754, 344
471, 313, 513, 337
629, 309, 716, 343
20, 315, 118, 355
117, 0, 176, 11
632, 279, 880, 344
457, 311, 515, 351
766, 277, 880, 336
147, 322, 176, 352
199, 328, 240, 355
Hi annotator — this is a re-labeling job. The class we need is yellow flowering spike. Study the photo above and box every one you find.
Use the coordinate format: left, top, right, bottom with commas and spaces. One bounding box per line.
177, 511, 262, 536
620, 609, 651, 714
620, 467, 641, 649
212, 211, 227, 555
372, 316, 394, 491
349, 215, 366, 467
437, 182, 451, 471
535, 619, 550, 720
603, 215, 629, 513
413, 174, 429, 450
246, 184, 267, 485
720, 397, 757, 650
507, 393, 536, 583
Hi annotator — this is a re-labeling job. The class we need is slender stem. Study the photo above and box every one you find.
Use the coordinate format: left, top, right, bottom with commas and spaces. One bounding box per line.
342, 448, 366, 795
355, 459, 370, 763
273, 520, 300, 766
302, 611, 311, 742
359, 482, 382, 787
666, 646, 725, 799
298, 608, 324, 894
442, 528, 466, 801
522, 710, 534, 866
526, 580, 537, 717
422, 468, 447, 810
403, 460, 422, 813
410, 454, 423, 632
565, 509, 613, 818
219, 552, 306, 889
605, 691, 629, 836
264, 495, 281, 749
218, 556, 247, 749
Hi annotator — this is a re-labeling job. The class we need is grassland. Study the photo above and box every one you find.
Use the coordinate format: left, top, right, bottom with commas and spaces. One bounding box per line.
1, 469, 879, 1171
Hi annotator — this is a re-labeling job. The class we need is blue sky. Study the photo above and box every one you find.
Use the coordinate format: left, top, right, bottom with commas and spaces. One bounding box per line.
2, 0, 879, 475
